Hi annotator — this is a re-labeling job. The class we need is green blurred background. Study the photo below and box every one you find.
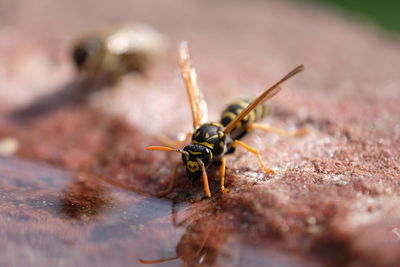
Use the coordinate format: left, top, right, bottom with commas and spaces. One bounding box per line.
313, 0, 400, 34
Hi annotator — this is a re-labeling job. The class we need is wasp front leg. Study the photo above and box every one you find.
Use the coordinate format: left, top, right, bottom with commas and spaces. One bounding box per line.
219, 157, 229, 194
247, 123, 307, 137
158, 162, 183, 197
232, 140, 274, 175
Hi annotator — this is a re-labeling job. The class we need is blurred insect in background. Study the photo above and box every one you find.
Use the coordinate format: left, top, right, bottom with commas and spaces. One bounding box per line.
147, 42, 305, 198
72, 23, 164, 83
10, 24, 164, 121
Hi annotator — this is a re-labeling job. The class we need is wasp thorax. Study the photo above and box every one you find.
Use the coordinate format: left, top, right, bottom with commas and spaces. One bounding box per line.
182, 144, 212, 181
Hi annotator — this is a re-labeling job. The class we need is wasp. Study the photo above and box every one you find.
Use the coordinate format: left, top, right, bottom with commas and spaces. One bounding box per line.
72, 24, 164, 82
147, 42, 304, 197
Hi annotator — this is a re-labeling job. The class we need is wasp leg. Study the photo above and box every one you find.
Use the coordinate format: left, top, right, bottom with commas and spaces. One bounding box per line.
232, 140, 274, 175
201, 168, 211, 198
220, 157, 229, 194
158, 162, 182, 197
196, 159, 211, 197
247, 123, 307, 137
158, 132, 192, 148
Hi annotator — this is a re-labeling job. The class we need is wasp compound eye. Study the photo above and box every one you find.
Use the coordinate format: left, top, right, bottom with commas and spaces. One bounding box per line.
182, 145, 212, 168
181, 144, 212, 182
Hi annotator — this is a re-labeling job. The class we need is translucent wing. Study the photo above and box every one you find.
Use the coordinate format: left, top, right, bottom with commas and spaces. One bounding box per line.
223, 65, 304, 134
179, 41, 208, 129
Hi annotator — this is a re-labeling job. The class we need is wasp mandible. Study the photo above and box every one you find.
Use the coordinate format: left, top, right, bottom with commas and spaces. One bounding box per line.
147, 42, 305, 198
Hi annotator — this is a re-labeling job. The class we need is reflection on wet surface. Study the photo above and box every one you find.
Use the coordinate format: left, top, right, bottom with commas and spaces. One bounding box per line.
0, 157, 315, 266
0, 157, 181, 265
139, 213, 230, 266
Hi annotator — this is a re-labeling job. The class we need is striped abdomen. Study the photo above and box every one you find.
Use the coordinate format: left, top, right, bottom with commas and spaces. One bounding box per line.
220, 99, 267, 139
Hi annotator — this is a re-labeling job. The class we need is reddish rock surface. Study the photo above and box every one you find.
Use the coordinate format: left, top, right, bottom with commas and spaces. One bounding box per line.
1, 0, 400, 266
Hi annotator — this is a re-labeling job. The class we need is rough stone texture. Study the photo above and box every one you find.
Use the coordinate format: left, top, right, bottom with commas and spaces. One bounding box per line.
0, 0, 400, 266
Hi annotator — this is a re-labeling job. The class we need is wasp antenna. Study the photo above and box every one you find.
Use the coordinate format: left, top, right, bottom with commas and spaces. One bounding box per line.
146, 146, 189, 156
279, 64, 304, 83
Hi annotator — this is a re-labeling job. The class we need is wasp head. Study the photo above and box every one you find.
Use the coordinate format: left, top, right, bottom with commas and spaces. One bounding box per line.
182, 144, 212, 181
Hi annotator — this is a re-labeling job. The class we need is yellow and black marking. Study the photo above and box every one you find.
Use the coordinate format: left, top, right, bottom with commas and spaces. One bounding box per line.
221, 99, 267, 140
181, 123, 230, 181
146, 41, 305, 198
191, 123, 228, 156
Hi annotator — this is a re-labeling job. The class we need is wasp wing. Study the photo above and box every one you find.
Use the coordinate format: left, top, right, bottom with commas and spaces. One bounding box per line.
179, 41, 208, 130
223, 65, 304, 135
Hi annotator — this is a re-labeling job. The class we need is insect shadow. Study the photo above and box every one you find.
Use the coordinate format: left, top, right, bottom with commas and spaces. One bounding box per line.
8, 76, 113, 122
